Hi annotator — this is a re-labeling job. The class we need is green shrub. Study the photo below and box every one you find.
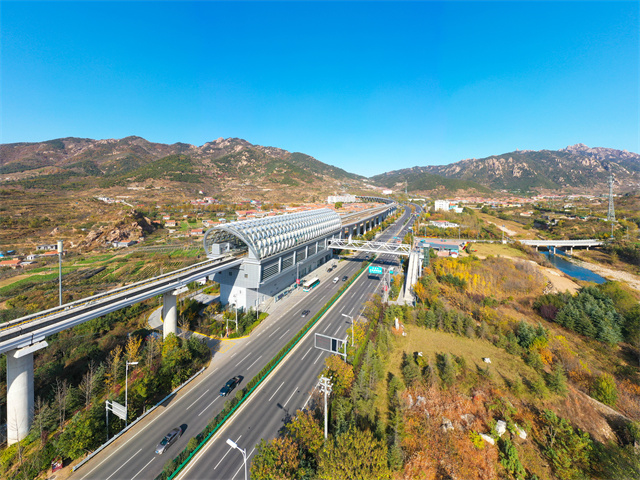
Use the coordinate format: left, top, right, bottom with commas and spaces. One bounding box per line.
591, 373, 618, 406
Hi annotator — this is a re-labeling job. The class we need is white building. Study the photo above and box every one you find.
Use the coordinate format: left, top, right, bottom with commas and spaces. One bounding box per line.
434, 200, 450, 212
327, 194, 357, 204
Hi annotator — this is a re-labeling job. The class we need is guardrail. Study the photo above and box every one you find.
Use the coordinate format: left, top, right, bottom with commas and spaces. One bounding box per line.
72, 367, 206, 473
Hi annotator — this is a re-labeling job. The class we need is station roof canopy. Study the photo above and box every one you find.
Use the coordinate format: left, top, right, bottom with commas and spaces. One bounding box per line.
204, 208, 341, 261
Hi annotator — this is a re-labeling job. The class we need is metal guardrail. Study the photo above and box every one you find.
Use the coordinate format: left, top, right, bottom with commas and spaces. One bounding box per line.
72, 367, 206, 473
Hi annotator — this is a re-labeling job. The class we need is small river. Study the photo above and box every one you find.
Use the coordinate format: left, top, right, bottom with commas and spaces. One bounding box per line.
542, 251, 606, 284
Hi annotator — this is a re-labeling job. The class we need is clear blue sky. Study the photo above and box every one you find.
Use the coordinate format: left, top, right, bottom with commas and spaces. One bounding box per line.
2, 1, 638, 176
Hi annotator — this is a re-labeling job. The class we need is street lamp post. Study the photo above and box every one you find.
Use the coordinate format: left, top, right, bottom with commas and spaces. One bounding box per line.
125, 361, 138, 427
341, 313, 354, 347
57, 240, 63, 306
226, 438, 248, 480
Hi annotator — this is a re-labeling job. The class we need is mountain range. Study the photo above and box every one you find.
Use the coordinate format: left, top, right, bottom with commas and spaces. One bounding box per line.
373, 144, 640, 193
1, 137, 639, 197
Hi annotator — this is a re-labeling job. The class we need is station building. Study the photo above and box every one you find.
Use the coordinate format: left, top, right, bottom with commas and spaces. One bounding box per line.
203, 209, 342, 310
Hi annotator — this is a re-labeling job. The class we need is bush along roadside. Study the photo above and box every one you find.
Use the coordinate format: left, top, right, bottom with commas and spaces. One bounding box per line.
156, 261, 372, 480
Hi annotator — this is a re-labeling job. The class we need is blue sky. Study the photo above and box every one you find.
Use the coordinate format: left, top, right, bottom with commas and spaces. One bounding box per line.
1, 1, 638, 176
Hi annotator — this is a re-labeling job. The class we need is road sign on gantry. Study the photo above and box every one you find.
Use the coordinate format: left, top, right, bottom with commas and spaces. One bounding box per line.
315, 333, 345, 355
369, 265, 383, 275
106, 400, 126, 420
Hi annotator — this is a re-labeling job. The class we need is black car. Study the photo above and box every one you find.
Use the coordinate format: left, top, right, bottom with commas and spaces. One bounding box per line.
155, 427, 182, 454
301, 309, 310, 317
342, 276, 348, 281
220, 376, 242, 396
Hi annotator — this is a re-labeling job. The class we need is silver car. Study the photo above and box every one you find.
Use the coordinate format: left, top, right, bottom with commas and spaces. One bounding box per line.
155, 427, 182, 454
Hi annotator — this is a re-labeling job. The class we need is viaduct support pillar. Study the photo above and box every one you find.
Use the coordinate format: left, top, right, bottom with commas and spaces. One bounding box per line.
7, 341, 47, 444
163, 291, 178, 339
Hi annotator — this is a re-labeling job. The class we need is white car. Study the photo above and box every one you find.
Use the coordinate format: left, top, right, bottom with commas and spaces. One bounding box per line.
333, 277, 339, 284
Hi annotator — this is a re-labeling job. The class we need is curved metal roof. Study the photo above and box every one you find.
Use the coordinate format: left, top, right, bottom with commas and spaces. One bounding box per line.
203, 208, 341, 260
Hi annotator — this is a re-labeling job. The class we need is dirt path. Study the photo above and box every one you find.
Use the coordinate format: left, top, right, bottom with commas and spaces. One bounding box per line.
538, 265, 580, 294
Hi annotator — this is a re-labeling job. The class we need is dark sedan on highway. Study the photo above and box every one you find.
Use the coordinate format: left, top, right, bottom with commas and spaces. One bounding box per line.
155, 427, 182, 454
220, 376, 242, 396
301, 309, 310, 317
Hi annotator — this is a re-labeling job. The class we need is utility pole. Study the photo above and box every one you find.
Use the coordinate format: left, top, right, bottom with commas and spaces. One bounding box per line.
607, 175, 616, 240
319, 376, 332, 439
57, 240, 63, 306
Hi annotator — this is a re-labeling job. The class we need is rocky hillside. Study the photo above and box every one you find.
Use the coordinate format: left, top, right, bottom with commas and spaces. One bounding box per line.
0, 136, 365, 201
370, 168, 492, 195
374, 144, 640, 193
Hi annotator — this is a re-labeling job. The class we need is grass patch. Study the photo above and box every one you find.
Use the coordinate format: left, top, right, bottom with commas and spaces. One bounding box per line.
375, 326, 541, 421
471, 243, 528, 258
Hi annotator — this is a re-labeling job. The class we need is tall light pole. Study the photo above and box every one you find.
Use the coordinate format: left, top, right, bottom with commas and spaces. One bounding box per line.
226, 438, 248, 480
57, 240, 63, 306
125, 361, 138, 427
341, 313, 354, 347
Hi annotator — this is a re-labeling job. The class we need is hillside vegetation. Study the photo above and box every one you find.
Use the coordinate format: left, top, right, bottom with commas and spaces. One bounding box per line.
251, 254, 640, 480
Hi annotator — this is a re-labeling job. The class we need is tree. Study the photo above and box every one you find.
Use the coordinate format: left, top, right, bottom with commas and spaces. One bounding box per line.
547, 363, 568, 396
317, 428, 391, 480
125, 335, 142, 363
591, 373, 618, 406
251, 437, 300, 480
105, 344, 123, 392
54, 379, 69, 429
401, 353, 421, 387
539, 410, 592, 480
287, 409, 324, 456
498, 437, 526, 479
79, 360, 98, 408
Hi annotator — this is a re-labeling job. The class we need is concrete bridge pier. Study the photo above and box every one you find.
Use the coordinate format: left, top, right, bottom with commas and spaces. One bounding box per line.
7, 341, 47, 444
162, 291, 178, 338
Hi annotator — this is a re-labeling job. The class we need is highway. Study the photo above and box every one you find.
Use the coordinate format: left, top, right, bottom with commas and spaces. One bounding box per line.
175, 209, 415, 480
72, 208, 409, 480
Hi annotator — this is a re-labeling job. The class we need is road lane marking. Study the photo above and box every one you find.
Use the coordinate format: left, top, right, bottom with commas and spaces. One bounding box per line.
235, 352, 252, 367
230, 351, 238, 358
268, 326, 281, 338
131, 456, 155, 480
334, 326, 341, 336
268, 382, 285, 402
323, 323, 330, 333
231, 447, 256, 480
214, 435, 242, 470
283, 387, 297, 408
313, 352, 323, 365
278, 328, 291, 340
247, 355, 263, 370
300, 347, 312, 361
186, 388, 210, 410
198, 396, 219, 417
105, 449, 141, 480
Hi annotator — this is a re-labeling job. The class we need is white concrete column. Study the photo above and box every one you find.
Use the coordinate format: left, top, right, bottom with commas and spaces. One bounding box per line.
163, 291, 178, 339
7, 341, 47, 444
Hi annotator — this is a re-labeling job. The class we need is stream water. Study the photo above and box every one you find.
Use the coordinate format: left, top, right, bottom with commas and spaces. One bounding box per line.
542, 251, 606, 284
